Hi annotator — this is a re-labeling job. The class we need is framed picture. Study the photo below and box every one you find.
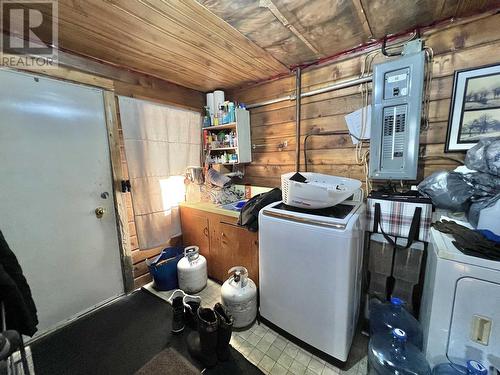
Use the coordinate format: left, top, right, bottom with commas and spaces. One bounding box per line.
445, 64, 500, 152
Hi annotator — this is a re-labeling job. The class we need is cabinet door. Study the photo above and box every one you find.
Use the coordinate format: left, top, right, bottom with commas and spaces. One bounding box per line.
219, 221, 259, 287
180, 208, 211, 274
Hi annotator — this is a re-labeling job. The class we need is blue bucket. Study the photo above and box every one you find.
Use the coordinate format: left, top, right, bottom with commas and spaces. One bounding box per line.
146, 246, 184, 291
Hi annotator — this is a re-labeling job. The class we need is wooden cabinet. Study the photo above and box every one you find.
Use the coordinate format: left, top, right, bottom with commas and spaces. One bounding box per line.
217, 221, 259, 286
179, 208, 212, 276
180, 205, 259, 287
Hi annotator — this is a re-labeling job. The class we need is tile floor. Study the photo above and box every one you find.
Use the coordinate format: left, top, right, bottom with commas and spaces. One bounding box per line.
144, 279, 368, 375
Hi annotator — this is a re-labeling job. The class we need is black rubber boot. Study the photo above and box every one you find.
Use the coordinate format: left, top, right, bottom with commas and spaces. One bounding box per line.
171, 296, 185, 334
183, 295, 201, 329
187, 307, 218, 368
214, 303, 234, 362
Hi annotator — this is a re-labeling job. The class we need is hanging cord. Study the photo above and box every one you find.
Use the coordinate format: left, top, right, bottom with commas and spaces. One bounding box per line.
381, 31, 419, 57
356, 50, 380, 196
303, 130, 357, 172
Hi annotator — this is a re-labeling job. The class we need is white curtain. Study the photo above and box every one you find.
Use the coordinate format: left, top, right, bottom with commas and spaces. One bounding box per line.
118, 97, 201, 250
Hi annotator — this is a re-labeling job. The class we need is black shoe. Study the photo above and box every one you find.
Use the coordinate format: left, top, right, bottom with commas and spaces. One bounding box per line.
187, 307, 218, 368
214, 303, 234, 362
171, 296, 185, 334
183, 295, 201, 329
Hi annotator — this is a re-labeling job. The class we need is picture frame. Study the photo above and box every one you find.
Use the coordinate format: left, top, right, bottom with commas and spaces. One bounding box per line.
445, 63, 500, 152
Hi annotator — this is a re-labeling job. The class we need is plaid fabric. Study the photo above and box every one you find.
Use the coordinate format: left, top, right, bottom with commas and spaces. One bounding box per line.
367, 198, 432, 242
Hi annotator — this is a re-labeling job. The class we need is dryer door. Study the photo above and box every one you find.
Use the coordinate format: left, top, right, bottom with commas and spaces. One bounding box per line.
448, 277, 500, 374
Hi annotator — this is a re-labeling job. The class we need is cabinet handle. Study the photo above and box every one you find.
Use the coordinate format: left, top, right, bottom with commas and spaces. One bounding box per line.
221, 232, 225, 237
203, 227, 209, 237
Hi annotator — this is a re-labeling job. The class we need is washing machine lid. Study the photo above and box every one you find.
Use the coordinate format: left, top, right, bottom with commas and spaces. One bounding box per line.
261, 200, 362, 230
430, 214, 500, 271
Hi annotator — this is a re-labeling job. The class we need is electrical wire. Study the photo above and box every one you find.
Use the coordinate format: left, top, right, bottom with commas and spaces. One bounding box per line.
421, 155, 464, 164
421, 47, 434, 131
303, 131, 351, 173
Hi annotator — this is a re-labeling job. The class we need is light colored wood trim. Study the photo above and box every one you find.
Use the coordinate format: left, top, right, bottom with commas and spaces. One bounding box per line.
351, 0, 374, 38
260, 0, 320, 56
103, 91, 135, 293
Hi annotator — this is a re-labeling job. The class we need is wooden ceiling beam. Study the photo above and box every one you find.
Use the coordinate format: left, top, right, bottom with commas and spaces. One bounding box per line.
259, 0, 321, 57
351, 0, 374, 39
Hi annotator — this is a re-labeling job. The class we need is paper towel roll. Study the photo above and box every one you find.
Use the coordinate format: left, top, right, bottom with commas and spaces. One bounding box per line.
206, 92, 215, 115
213, 90, 225, 112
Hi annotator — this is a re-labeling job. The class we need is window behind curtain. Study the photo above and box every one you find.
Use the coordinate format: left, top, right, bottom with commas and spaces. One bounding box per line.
118, 97, 201, 250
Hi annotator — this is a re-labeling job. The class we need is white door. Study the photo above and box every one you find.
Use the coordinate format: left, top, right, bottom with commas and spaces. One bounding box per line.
0, 69, 124, 335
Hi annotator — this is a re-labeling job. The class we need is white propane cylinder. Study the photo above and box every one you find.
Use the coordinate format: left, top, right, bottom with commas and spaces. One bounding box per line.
221, 266, 257, 328
177, 246, 207, 293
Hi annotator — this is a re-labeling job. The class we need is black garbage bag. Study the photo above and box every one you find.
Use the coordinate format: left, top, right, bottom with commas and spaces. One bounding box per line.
417, 171, 474, 211
465, 137, 500, 177
238, 188, 282, 232
468, 193, 500, 228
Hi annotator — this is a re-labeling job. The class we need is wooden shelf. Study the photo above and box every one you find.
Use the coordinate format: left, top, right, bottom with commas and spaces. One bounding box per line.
202, 122, 236, 131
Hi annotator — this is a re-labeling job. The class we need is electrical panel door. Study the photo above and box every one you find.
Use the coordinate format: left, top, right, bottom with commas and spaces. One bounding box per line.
369, 51, 425, 180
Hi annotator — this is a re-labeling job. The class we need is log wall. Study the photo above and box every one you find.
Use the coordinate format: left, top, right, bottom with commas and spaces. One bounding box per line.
229, 13, 500, 188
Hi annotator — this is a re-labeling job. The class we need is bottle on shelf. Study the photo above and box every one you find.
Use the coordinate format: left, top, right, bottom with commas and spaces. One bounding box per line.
203, 106, 211, 128
369, 297, 423, 349
368, 328, 431, 375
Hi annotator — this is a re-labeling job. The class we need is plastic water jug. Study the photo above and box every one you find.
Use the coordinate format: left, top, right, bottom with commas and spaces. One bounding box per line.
368, 328, 431, 375
370, 297, 423, 349
432, 361, 488, 375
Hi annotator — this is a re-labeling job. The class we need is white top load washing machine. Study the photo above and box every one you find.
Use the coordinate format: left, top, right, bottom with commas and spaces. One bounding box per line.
420, 214, 500, 374
258, 200, 365, 362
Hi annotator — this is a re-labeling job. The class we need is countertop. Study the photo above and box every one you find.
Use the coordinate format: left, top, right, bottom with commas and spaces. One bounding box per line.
179, 201, 240, 219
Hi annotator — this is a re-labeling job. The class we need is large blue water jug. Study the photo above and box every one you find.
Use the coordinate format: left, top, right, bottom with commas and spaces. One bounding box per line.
370, 297, 423, 349
432, 361, 488, 375
368, 328, 431, 375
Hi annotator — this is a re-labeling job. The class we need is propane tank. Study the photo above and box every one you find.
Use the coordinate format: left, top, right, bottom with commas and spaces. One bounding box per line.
221, 266, 257, 328
177, 246, 207, 293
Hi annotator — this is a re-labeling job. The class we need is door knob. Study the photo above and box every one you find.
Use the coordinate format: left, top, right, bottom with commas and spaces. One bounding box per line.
95, 207, 106, 219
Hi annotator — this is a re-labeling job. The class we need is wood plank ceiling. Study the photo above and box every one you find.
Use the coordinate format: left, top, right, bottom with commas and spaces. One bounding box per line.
197, 0, 499, 67
50, 0, 289, 92
8, 0, 499, 92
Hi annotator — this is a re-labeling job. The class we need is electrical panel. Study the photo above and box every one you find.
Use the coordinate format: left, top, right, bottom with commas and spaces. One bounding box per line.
369, 47, 425, 180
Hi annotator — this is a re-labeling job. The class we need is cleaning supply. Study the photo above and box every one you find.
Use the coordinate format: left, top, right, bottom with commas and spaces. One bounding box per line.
368, 328, 431, 375
370, 297, 423, 349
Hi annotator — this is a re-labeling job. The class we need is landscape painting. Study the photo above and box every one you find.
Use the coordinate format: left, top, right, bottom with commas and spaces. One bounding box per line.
459, 108, 500, 142
446, 64, 500, 152
464, 74, 500, 110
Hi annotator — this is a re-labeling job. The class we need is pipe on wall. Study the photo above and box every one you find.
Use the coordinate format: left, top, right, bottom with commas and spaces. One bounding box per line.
246, 74, 372, 109
295, 67, 301, 172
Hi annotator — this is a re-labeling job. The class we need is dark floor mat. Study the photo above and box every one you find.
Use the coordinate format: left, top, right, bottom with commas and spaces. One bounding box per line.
31, 289, 262, 375
31, 290, 171, 375
134, 347, 198, 375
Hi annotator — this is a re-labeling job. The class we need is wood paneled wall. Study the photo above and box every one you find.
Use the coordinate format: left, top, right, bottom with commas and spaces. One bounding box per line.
229, 13, 500, 188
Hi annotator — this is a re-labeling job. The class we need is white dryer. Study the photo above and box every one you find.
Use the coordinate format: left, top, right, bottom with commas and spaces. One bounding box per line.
420, 214, 500, 374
